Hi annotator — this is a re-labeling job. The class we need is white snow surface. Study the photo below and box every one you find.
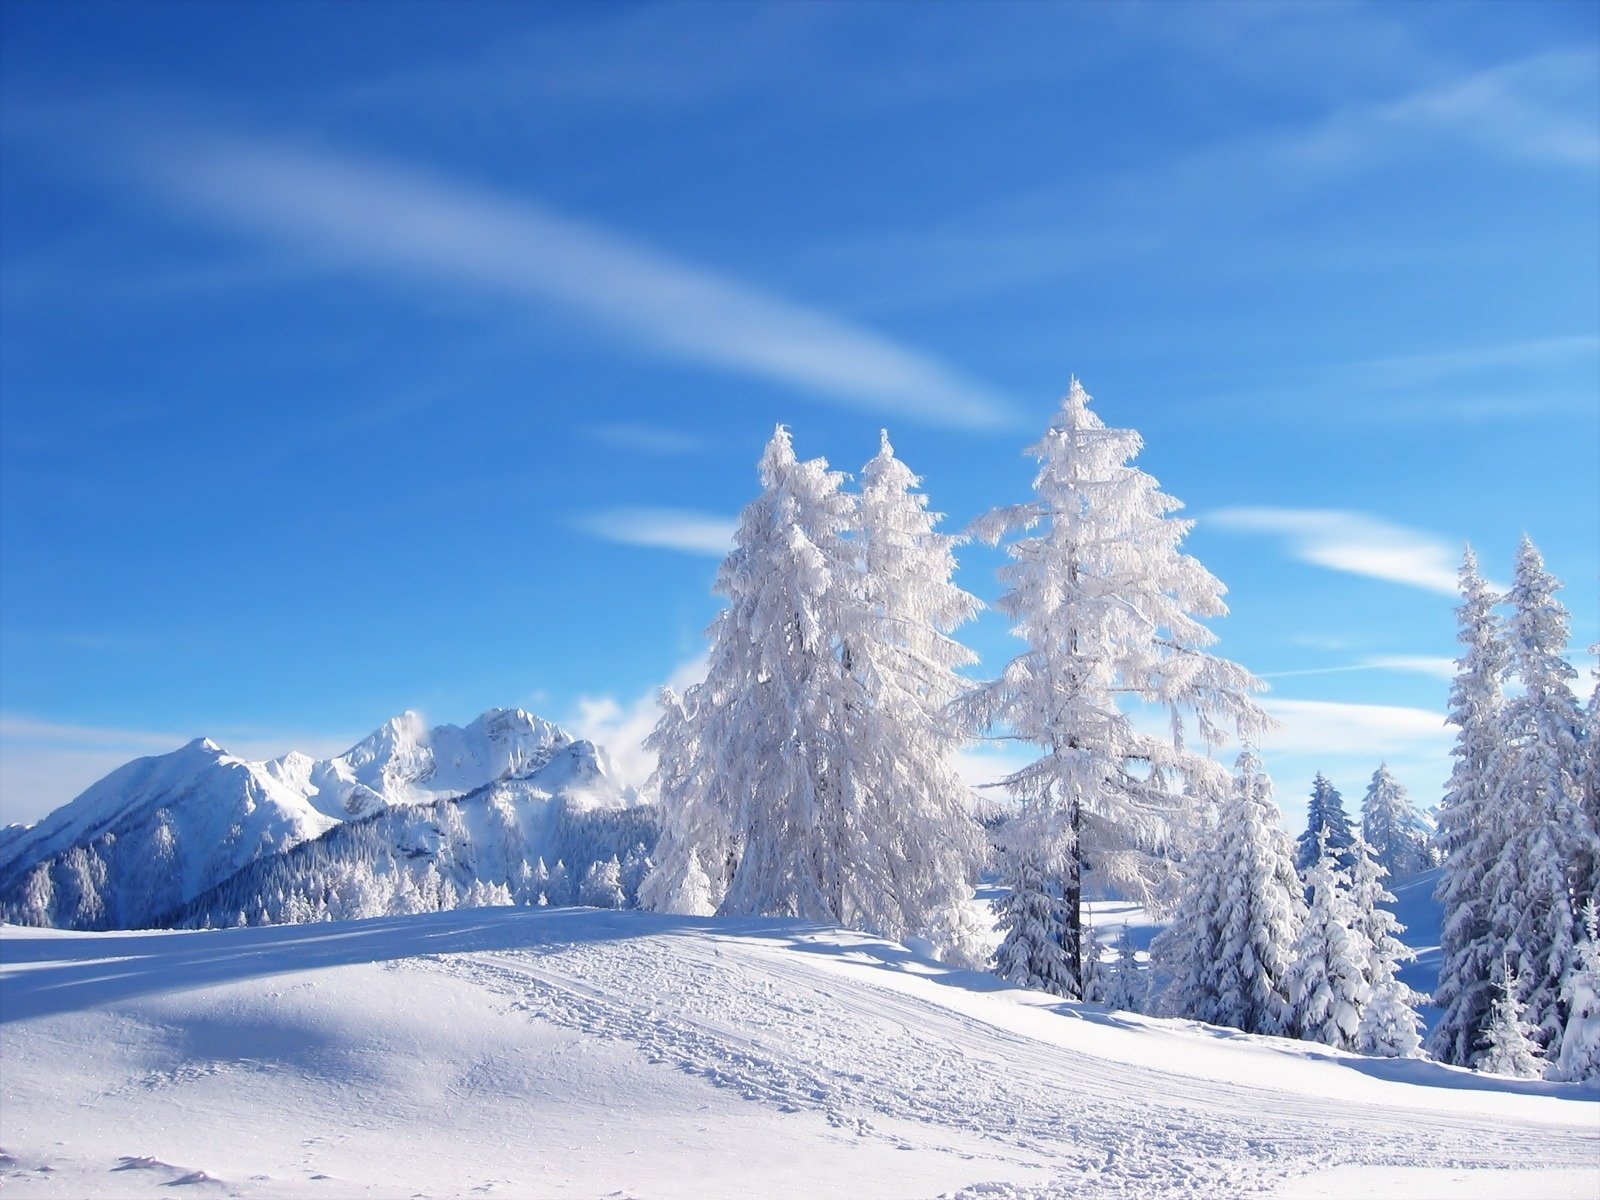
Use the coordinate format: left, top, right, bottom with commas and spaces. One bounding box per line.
3, 907, 1594, 1199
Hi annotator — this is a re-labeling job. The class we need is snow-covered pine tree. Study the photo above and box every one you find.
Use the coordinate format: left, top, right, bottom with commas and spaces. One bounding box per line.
1295, 773, 1355, 874
1486, 536, 1586, 1059
963, 380, 1269, 998
1286, 830, 1369, 1049
1348, 835, 1424, 1057
547, 859, 573, 906
1576, 652, 1600, 917
1104, 925, 1146, 1013
1431, 546, 1511, 1066
580, 855, 626, 910
1154, 751, 1303, 1035
1554, 899, 1600, 1082
1476, 957, 1546, 1079
992, 847, 1076, 995
1360, 765, 1431, 880
833, 431, 987, 964
646, 426, 985, 956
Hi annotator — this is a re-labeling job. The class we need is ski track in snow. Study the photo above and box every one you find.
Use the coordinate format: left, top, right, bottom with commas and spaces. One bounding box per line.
413, 930, 1592, 1200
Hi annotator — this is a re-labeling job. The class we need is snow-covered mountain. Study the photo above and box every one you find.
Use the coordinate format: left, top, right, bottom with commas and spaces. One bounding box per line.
169, 742, 657, 929
0, 708, 600, 930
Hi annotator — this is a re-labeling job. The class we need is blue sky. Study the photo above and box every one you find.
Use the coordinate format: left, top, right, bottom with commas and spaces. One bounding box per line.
1, 0, 1596, 827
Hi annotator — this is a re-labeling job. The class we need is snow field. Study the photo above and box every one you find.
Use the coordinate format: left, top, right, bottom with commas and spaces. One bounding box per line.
3, 907, 1595, 1199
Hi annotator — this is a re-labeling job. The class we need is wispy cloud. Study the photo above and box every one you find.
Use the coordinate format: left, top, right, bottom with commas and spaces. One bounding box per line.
584, 423, 706, 456
563, 656, 708, 791
574, 507, 736, 557
1207, 508, 1471, 595
1258, 697, 1449, 762
110, 130, 1014, 430
1263, 655, 1457, 682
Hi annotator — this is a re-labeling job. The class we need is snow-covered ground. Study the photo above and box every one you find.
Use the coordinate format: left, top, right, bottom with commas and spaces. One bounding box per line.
2, 907, 1595, 1200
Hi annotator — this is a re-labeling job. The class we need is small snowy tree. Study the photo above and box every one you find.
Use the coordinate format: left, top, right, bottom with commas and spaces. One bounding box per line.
1485, 536, 1585, 1058
1296, 773, 1355, 874
962, 380, 1269, 998
1287, 832, 1369, 1049
1104, 925, 1146, 1013
580, 856, 626, 910
1553, 900, 1600, 1082
546, 859, 573, 907
1431, 546, 1511, 1066
1476, 958, 1545, 1079
1360, 765, 1431, 880
1155, 751, 1303, 1035
993, 849, 1075, 995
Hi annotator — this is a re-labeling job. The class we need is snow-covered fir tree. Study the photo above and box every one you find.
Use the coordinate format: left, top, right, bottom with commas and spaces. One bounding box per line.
1360, 765, 1431, 880
1286, 831, 1368, 1050
1154, 751, 1303, 1035
1554, 899, 1600, 1082
963, 380, 1268, 998
1577, 652, 1600, 916
1485, 536, 1586, 1059
581, 856, 626, 909
644, 427, 985, 961
1430, 547, 1511, 1066
1295, 773, 1355, 874
835, 431, 988, 964
1348, 835, 1423, 1057
1476, 958, 1546, 1079
1103, 925, 1146, 1013
992, 847, 1076, 995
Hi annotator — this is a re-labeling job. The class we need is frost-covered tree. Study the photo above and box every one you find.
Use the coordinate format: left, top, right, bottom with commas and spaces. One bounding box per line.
1554, 900, 1600, 1082
1104, 925, 1146, 1013
1431, 547, 1511, 1066
992, 848, 1076, 995
846, 431, 989, 964
1348, 836, 1423, 1057
1486, 537, 1585, 1058
1286, 832, 1368, 1049
581, 856, 626, 910
1154, 751, 1303, 1035
963, 380, 1269, 997
1360, 765, 1431, 880
1576, 653, 1600, 916
547, 859, 573, 907
1476, 958, 1545, 1079
645, 428, 988, 960
1295, 773, 1354, 874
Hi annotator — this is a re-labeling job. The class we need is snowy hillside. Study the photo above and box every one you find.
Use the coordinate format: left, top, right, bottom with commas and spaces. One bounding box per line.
168, 741, 656, 928
2, 907, 1594, 1200
0, 708, 580, 929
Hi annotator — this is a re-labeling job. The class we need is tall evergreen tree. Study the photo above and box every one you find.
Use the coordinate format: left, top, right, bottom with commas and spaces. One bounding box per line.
1553, 900, 1600, 1082
847, 431, 987, 964
646, 427, 986, 961
1295, 773, 1354, 873
963, 380, 1268, 998
1286, 832, 1368, 1050
1360, 765, 1431, 880
1430, 547, 1510, 1066
1486, 536, 1586, 1059
1154, 751, 1303, 1035
644, 427, 854, 921
1348, 835, 1424, 1057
